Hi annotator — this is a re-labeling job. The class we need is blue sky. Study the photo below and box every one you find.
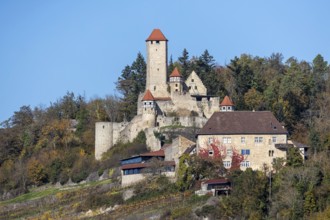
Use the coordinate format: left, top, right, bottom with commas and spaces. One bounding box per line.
1, 0, 329, 122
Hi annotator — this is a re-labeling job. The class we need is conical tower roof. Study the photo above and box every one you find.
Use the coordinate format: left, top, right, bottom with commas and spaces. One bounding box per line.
169, 67, 181, 77
146, 29, 168, 41
220, 96, 234, 106
142, 90, 155, 101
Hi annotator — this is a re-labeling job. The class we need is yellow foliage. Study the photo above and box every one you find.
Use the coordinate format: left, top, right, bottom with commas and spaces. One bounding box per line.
27, 158, 47, 186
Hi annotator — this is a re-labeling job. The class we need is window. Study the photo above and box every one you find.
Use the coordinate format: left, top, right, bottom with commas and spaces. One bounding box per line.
240, 161, 250, 168
241, 149, 250, 155
255, 137, 263, 143
222, 106, 226, 110
227, 149, 232, 157
208, 137, 214, 144
150, 41, 153, 44
223, 161, 231, 168
191, 79, 194, 82
223, 137, 232, 144
272, 136, 277, 143
228, 106, 231, 110
157, 68, 159, 71
189, 86, 191, 90
195, 86, 197, 89
156, 40, 160, 44
208, 150, 214, 156
175, 84, 178, 87
269, 150, 274, 157
241, 137, 246, 144
154, 86, 156, 91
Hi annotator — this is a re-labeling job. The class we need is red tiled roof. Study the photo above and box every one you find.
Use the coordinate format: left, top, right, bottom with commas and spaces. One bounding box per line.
204, 178, 230, 184
169, 67, 181, 77
197, 111, 288, 135
121, 163, 149, 170
146, 29, 168, 41
140, 149, 164, 157
142, 90, 155, 101
154, 97, 172, 101
220, 96, 234, 106
121, 160, 175, 170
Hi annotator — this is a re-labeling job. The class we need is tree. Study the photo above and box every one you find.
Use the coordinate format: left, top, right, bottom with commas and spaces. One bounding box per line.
244, 88, 263, 110
116, 53, 146, 121
27, 158, 48, 186
178, 48, 190, 79
286, 147, 303, 168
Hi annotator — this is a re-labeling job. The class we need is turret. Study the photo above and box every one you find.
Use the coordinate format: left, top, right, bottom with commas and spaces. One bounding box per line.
220, 96, 234, 111
142, 89, 156, 127
145, 29, 169, 97
169, 67, 183, 94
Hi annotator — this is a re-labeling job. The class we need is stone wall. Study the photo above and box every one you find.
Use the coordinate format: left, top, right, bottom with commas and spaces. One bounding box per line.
95, 122, 128, 160
121, 171, 175, 186
95, 122, 113, 160
185, 71, 207, 96
156, 116, 207, 128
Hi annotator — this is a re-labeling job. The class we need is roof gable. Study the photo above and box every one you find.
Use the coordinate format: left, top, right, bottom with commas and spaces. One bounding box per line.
146, 29, 168, 41
142, 90, 155, 101
220, 96, 234, 106
197, 111, 287, 135
169, 67, 181, 77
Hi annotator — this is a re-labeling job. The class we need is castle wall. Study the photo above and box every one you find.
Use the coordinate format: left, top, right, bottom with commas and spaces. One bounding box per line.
156, 116, 208, 128
145, 127, 161, 151
200, 97, 220, 118
95, 122, 113, 160
95, 122, 128, 160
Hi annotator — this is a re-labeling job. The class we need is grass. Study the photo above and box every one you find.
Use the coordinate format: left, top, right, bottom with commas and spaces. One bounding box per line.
0, 178, 113, 206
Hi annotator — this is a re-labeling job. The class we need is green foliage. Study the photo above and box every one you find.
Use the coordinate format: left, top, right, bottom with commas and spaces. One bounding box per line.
128, 175, 177, 203
176, 154, 193, 191
133, 130, 146, 144
287, 146, 304, 168
116, 52, 146, 121
218, 169, 268, 219
79, 191, 123, 211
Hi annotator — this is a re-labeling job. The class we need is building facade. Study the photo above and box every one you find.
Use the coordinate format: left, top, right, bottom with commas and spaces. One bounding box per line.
196, 111, 288, 170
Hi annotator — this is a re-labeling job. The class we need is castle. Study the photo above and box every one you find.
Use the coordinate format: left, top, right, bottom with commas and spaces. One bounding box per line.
95, 29, 221, 160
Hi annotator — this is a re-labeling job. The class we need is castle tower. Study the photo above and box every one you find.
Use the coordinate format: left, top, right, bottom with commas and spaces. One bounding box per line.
169, 67, 183, 94
146, 29, 169, 97
220, 96, 235, 111
142, 89, 156, 127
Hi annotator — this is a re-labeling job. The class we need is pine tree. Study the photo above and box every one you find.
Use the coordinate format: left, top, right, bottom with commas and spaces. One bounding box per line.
178, 48, 190, 79
116, 53, 146, 121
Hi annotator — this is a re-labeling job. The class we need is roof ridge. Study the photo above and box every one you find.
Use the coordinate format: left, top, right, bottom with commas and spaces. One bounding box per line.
169, 67, 181, 77
142, 89, 155, 101
146, 29, 168, 41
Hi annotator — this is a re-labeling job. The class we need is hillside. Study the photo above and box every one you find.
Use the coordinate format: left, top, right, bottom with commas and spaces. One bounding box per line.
1, 51, 330, 219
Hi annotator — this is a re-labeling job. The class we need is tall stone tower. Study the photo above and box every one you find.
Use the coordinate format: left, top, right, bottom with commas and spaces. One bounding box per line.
146, 29, 168, 97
